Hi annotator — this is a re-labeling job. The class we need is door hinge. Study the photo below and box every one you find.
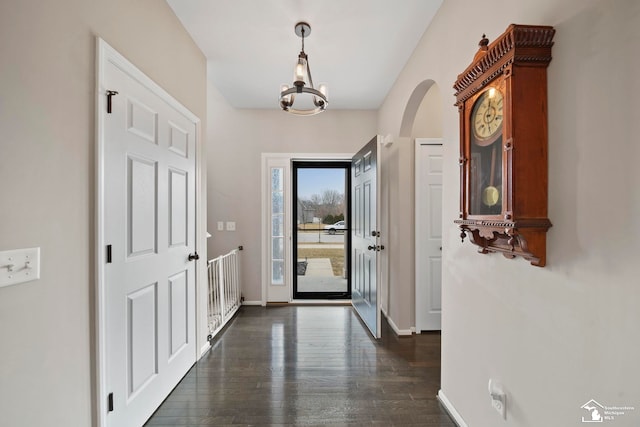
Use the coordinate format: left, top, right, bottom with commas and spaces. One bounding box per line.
107, 392, 114, 412
106, 245, 112, 263
106, 90, 119, 114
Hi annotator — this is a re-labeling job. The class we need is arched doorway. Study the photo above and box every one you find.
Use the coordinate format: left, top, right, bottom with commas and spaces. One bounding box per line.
399, 80, 442, 138
402, 80, 444, 331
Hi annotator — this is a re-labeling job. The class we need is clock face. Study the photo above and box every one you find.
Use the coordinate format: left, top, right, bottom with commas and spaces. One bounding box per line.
471, 88, 504, 146
469, 87, 503, 215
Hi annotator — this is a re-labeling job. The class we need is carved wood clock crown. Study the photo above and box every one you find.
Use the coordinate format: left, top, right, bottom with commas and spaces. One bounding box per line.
453, 24, 555, 267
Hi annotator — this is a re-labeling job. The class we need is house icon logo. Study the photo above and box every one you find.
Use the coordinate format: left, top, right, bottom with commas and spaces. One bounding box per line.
581, 399, 604, 423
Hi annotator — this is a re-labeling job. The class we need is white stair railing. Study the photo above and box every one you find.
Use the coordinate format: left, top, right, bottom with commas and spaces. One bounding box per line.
207, 248, 241, 340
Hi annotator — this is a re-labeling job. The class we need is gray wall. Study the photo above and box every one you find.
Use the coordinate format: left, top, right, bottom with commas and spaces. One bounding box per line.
378, 0, 640, 425
0, 1, 207, 425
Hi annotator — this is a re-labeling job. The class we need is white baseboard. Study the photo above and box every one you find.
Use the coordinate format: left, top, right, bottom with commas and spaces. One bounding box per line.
241, 300, 262, 306
381, 307, 413, 336
437, 390, 468, 427
199, 341, 211, 358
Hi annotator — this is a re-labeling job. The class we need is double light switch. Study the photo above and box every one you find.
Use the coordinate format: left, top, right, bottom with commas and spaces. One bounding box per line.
0, 247, 40, 288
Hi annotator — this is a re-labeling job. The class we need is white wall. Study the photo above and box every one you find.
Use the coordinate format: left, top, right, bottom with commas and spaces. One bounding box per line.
412, 84, 443, 138
379, 83, 444, 332
378, 136, 415, 330
206, 78, 377, 302
378, 0, 640, 425
0, 1, 207, 426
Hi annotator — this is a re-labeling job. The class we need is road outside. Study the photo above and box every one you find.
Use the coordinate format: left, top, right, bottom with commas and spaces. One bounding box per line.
297, 230, 346, 244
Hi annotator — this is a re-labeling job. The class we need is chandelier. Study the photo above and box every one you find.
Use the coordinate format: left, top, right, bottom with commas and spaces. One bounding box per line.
279, 22, 328, 116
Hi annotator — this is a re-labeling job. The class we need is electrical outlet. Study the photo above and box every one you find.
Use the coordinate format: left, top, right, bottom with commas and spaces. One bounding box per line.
492, 395, 506, 419
488, 379, 507, 420
226, 221, 236, 231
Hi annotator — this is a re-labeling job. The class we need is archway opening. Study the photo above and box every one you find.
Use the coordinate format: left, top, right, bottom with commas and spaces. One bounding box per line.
399, 79, 443, 139
405, 80, 445, 332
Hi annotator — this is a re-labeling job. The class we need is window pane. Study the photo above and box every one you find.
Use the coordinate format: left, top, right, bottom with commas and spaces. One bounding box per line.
271, 168, 283, 192
272, 237, 284, 259
272, 260, 284, 285
270, 167, 285, 286
272, 192, 283, 214
272, 214, 284, 237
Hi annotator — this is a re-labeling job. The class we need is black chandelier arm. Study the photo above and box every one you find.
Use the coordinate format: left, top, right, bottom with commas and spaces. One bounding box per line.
305, 57, 315, 88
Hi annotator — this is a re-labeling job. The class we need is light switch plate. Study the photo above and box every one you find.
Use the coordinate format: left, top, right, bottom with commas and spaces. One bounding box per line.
0, 247, 40, 288
226, 221, 236, 231
217, 221, 224, 231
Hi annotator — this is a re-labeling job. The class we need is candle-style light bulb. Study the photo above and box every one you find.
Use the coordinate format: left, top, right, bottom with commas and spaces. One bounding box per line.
319, 84, 328, 98
280, 84, 291, 103
294, 58, 307, 84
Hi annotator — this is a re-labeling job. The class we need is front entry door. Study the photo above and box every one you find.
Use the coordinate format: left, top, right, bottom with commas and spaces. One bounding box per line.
351, 136, 381, 338
293, 161, 351, 300
101, 42, 197, 427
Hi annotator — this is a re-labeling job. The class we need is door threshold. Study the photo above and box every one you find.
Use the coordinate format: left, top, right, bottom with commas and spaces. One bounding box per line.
287, 299, 352, 306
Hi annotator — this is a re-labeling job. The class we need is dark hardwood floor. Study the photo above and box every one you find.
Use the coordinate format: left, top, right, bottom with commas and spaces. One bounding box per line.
145, 306, 455, 426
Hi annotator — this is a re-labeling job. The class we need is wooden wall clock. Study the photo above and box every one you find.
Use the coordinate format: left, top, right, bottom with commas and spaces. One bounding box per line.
453, 24, 555, 267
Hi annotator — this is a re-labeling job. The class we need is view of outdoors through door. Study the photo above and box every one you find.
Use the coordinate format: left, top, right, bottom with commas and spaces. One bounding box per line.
293, 162, 350, 299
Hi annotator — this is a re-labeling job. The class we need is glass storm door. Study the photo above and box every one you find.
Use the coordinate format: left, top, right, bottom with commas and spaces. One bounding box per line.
292, 161, 351, 299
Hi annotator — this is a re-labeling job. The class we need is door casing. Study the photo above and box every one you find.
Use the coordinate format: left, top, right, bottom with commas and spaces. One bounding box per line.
261, 153, 353, 305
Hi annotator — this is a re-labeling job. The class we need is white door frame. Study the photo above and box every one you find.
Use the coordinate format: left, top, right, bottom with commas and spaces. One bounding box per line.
95, 38, 204, 427
414, 138, 443, 331
261, 153, 352, 305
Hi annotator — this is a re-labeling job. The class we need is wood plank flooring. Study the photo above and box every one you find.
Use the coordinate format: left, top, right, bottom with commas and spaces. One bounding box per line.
145, 306, 455, 426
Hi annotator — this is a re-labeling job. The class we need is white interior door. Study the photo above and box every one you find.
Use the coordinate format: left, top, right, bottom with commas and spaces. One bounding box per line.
351, 136, 381, 338
415, 139, 443, 331
100, 42, 197, 427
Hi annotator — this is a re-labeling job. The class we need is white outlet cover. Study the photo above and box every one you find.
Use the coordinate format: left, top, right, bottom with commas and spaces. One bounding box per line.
0, 247, 41, 288
226, 221, 236, 231
488, 379, 507, 420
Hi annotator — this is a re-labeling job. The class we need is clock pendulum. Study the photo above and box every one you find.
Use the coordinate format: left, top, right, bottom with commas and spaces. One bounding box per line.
482, 143, 499, 207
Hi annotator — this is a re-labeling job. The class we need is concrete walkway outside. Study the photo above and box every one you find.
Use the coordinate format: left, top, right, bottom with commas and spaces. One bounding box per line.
302, 258, 334, 277
297, 258, 348, 293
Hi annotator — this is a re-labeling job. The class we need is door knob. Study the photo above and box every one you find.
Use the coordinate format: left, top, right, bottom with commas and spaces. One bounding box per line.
367, 245, 376, 251
188, 252, 199, 261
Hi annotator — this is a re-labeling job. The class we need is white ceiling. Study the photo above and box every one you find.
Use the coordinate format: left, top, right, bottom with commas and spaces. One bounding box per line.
166, 0, 443, 110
